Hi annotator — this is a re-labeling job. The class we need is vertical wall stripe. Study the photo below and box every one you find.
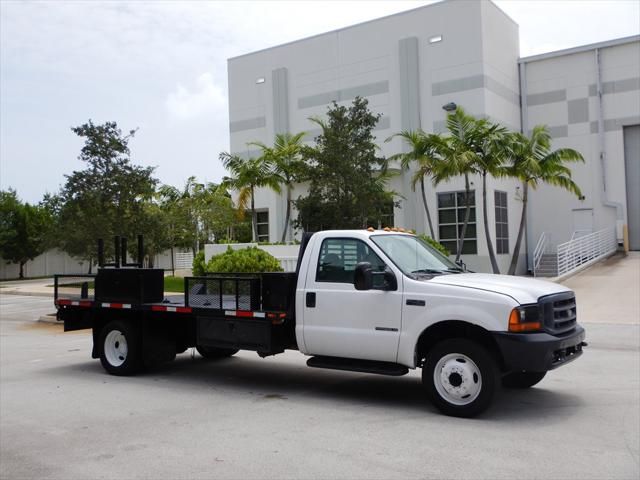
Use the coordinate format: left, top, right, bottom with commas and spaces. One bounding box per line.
272, 67, 289, 134
399, 37, 421, 132
398, 37, 421, 231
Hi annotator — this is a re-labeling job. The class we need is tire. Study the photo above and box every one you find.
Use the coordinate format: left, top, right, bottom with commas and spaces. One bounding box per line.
196, 345, 239, 359
99, 320, 141, 376
502, 371, 547, 389
423, 338, 498, 418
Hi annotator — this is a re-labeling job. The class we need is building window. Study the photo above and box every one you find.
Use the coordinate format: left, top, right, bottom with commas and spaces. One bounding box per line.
494, 191, 509, 254
437, 191, 477, 255
367, 200, 395, 229
256, 211, 269, 243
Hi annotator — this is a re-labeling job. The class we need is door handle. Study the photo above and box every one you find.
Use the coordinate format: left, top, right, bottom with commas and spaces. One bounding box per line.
406, 299, 426, 306
306, 292, 316, 308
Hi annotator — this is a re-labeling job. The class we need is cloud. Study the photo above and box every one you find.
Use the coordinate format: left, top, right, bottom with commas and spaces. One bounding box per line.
165, 73, 227, 120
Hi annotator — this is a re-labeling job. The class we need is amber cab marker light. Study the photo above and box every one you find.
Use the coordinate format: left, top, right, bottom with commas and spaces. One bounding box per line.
508, 308, 541, 332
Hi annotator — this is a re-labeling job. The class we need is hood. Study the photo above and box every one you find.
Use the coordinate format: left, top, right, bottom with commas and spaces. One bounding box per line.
428, 273, 572, 304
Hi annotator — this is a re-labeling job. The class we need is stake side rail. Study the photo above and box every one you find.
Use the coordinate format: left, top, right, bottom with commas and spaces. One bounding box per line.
54, 274, 288, 325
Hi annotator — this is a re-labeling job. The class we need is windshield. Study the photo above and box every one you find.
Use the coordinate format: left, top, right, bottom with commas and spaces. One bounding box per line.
371, 235, 460, 277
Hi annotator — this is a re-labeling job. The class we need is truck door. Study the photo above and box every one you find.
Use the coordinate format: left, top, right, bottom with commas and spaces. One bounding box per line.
302, 237, 403, 362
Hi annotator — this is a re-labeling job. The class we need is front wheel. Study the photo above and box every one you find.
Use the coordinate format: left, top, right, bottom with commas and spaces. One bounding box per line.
99, 320, 141, 376
502, 371, 547, 388
423, 338, 498, 418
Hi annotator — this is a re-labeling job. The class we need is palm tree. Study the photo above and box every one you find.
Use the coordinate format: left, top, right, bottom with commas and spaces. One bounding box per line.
505, 126, 584, 275
387, 130, 447, 239
436, 108, 481, 262
249, 132, 306, 243
472, 120, 510, 274
219, 153, 280, 242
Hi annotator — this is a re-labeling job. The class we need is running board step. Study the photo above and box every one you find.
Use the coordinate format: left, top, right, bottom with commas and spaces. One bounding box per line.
306, 356, 408, 376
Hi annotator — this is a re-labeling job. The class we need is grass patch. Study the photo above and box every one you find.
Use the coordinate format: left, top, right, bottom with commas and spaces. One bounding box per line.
48, 275, 185, 294
164, 276, 185, 293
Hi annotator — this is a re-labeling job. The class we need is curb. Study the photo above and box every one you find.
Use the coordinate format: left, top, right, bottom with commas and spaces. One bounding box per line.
0, 290, 54, 297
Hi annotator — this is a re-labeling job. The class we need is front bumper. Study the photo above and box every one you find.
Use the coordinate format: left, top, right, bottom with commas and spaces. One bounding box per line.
492, 325, 586, 372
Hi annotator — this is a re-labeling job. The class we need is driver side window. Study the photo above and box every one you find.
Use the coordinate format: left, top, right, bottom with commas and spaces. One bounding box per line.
316, 238, 387, 287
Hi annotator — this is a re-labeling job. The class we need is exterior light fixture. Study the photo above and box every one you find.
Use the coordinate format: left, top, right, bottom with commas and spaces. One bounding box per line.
442, 102, 457, 112
256, 77, 265, 84
429, 35, 443, 44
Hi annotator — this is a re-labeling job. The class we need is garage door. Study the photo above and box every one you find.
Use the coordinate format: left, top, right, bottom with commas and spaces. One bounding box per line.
624, 125, 640, 250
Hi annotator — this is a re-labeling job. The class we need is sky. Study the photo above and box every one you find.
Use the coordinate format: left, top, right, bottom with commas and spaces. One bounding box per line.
1, 0, 639, 204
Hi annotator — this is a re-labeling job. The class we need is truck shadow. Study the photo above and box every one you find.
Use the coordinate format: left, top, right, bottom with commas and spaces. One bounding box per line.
54, 353, 585, 422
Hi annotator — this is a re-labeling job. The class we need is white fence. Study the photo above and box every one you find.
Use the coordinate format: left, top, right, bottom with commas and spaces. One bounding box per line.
556, 226, 618, 278
175, 252, 194, 270
0, 248, 192, 280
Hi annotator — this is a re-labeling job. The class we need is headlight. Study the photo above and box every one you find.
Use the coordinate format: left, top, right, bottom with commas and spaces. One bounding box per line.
508, 304, 542, 332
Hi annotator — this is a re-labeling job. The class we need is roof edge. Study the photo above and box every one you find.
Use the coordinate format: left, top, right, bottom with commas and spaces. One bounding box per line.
519, 35, 640, 63
228, 0, 445, 62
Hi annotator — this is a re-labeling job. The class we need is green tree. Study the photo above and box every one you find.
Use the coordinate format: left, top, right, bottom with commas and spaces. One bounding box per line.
250, 132, 306, 242
51, 120, 160, 270
219, 153, 280, 242
388, 130, 447, 239
294, 97, 395, 231
158, 177, 236, 253
505, 126, 584, 275
437, 108, 484, 262
0, 190, 52, 278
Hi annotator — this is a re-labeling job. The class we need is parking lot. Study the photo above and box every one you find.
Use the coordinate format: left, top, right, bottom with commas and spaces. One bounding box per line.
1, 256, 639, 479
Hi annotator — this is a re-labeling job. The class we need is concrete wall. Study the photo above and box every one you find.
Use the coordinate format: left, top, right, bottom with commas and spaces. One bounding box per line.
0, 248, 190, 280
521, 38, 640, 254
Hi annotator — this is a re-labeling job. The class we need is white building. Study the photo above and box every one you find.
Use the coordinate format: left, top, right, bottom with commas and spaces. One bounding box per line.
226, 0, 640, 274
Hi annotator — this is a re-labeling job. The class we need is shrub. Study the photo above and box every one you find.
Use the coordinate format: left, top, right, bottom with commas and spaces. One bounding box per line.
417, 234, 450, 257
205, 246, 283, 273
192, 250, 206, 276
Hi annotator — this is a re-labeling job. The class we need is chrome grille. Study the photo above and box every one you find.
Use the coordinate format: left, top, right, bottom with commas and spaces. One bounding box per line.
539, 292, 577, 334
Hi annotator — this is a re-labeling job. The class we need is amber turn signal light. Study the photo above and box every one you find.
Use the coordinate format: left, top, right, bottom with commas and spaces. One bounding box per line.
508, 308, 541, 332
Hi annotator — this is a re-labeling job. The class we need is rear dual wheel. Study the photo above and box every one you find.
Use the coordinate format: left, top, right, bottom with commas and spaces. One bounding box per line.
99, 320, 141, 376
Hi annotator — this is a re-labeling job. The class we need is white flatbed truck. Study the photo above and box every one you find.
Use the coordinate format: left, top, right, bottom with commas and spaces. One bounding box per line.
55, 230, 586, 417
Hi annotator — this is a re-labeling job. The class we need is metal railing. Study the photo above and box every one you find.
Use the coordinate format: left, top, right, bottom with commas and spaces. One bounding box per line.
533, 232, 549, 277
556, 226, 617, 277
54, 274, 96, 301
570, 229, 592, 241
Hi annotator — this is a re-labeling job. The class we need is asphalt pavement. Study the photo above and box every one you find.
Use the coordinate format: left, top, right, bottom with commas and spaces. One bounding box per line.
0, 256, 638, 479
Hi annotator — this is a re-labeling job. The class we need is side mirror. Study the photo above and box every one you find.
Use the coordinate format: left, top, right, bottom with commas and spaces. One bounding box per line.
455, 259, 467, 271
354, 262, 373, 290
383, 269, 398, 291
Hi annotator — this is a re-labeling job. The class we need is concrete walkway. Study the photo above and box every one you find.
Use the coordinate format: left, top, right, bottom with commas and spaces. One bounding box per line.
0, 277, 56, 297
559, 251, 639, 325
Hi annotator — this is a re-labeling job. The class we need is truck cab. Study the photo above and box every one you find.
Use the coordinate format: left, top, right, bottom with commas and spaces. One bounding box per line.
294, 230, 585, 416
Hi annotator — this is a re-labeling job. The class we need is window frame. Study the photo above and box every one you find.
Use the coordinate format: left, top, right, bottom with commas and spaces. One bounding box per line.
255, 210, 269, 243
494, 190, 509, 254
436, 190, 477, 255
